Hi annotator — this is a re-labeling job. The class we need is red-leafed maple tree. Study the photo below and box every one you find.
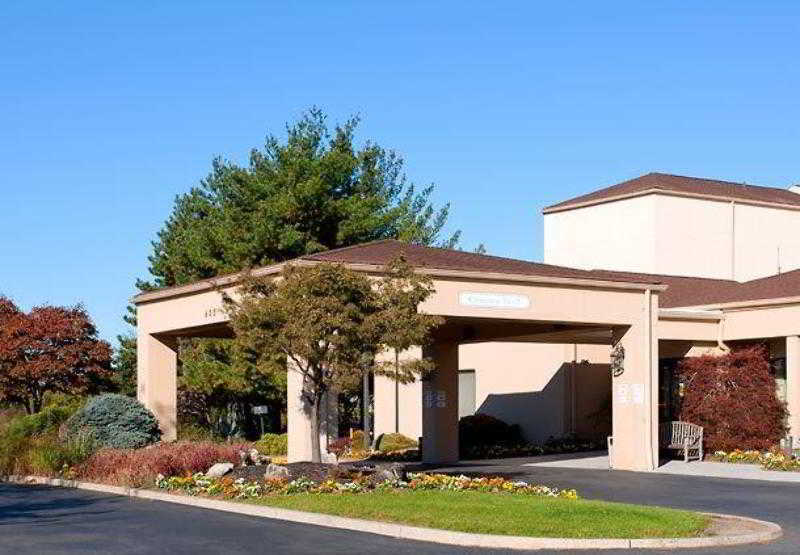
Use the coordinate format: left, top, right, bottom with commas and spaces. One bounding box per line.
0, 296, 112, 414
677, 345, 787, 452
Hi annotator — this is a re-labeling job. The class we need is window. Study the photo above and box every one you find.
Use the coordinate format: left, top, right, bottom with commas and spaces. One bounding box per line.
458, 370, 476, 418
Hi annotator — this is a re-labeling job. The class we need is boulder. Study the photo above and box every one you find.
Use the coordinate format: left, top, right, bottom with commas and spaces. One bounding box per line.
205, 462, 234, 478
250, 448, 270, 465
264, 463, 290, 479
238, 448, 271, 467
373, 463, 406, 482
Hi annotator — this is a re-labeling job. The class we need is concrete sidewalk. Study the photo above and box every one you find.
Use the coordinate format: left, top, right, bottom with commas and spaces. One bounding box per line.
521, 450, 800, 483
656, 460, 800, 482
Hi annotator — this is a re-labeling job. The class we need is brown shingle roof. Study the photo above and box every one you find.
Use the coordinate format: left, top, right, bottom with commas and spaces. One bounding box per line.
671, 269, 800, 308
587, 271, 739, 308
588, 269, 800, 308
305, 240, 800, 308
544, 172, 800, 213
302, 240, 663, 285
134, 239, 800, 307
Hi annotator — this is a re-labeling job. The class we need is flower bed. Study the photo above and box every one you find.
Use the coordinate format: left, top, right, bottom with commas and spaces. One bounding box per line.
155, 471, 579, 500
711, 449, 800, 471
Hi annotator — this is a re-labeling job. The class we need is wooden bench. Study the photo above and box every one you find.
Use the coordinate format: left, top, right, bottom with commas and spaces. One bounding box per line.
660, 421, 703, 462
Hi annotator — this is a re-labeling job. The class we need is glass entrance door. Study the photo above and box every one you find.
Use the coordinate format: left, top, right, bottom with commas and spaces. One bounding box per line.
658, 358, 681, 422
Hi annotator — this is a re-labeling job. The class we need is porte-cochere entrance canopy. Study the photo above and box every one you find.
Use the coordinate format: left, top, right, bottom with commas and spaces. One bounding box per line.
134, 240, 668, 472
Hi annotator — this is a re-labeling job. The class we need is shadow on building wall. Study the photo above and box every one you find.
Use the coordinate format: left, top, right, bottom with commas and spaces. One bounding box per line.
476, 362, 611, 444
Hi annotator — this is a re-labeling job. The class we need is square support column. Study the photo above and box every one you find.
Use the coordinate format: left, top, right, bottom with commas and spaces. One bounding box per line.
287, 362, 338, 463
421, 341, 459, 464
610, 291, 659, 471
137, 333, 178, 441
786, 335, 800, 440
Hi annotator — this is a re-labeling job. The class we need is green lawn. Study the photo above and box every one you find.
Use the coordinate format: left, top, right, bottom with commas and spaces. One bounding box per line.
248, 490, 709, 539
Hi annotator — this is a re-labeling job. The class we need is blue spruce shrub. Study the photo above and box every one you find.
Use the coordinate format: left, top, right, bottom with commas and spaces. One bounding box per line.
63, 394, 161, 449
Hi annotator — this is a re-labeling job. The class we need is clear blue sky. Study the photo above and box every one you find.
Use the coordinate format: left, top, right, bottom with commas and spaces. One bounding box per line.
2, 2, 799, 344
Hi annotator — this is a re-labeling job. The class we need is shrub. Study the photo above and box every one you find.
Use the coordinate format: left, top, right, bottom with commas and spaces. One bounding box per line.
79, 441, 244, 487
678, 346, 787, 452
0, 407, 24, 433
369, 449, 421, 462
7, 405, 78, 439
376, 432, 418, 452
0, 400, 89, 477
62, 394, 161, 449
178, 423, 222, 442
0, 427, 33, 476
328, 437, 352, 458
29, 435, 96, 475
351, 430, 367, 451
255, 433, 287, 455
42, 393, 87, 414
458, 413, 522, 455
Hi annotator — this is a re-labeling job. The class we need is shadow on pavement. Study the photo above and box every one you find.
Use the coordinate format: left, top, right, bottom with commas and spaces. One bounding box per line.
0, 484, 114, 526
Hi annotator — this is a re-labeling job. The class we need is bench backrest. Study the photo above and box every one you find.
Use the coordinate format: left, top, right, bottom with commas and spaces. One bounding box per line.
659, 421, 702, 444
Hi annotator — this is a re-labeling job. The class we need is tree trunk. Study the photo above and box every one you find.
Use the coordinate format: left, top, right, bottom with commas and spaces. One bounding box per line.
310, 393, 322, 463
363, 371, 371, 452
394, 350, 400, 434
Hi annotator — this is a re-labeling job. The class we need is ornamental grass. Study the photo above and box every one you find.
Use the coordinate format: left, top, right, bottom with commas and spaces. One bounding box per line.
79, 441, 247, 487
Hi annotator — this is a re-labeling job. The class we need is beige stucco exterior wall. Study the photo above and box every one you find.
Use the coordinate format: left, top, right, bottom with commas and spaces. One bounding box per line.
733, 203, 800, 280
136, 334, 178, 441
421, 277, 651, 326
421, 342, 460, 464
462, 342, 570, 442
373, 342, 613, 445
786, 336, 800, 442
545, 192, 800, 281
544, 195, 657, 272
137, 270, 663, 470
609, 290, 659, 471
653, 195, 734, 279
461, 342, 611, 442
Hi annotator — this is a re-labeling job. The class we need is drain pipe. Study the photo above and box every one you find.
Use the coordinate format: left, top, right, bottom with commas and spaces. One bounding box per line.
717, 313, 730, 353
644, 288, 655, 471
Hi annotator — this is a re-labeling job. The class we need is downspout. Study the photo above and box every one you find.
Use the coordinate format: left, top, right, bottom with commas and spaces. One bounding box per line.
644, 288, 655, 471
717, 313, 730, 353
730, 201, 736, 280
571, 344, 577, 435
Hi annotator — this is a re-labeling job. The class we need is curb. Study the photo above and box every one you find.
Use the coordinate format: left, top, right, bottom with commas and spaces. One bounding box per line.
6, 475, 782, 551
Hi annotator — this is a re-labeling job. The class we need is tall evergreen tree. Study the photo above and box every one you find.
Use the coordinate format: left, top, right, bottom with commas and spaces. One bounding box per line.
116, 108, 459, 435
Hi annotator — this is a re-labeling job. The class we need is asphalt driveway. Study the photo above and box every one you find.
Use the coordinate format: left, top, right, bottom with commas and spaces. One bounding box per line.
1, 461, 798, 554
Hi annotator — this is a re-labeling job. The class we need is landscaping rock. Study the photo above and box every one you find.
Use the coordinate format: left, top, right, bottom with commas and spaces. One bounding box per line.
205, 463, 234, 477
238, 448, 271, 467
372, 463, 407, 482
264, 463, 290, 479
250, 448, 270, 465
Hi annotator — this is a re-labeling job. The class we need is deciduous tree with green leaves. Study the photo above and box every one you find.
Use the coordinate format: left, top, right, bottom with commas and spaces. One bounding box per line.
224, 259, 442, 462
372, 257, 443, 435
117, 108, 460, 434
